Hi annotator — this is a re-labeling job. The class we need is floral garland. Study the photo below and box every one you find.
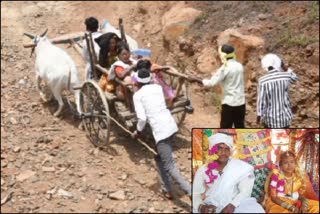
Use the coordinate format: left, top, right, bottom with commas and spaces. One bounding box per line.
269, 167, 305, 196
205, 144, 219, 184
270, 168, 286, 194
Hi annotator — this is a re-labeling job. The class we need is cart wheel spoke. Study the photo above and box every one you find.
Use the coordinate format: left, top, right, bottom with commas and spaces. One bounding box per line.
80, 80, 110, 147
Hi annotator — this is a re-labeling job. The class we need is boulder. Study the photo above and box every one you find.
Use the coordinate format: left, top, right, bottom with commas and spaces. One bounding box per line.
162, 2, 202, 42
196, 47, 219, 74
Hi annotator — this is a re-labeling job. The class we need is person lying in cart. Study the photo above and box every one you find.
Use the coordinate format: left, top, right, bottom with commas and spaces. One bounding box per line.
131, 68, 191, 200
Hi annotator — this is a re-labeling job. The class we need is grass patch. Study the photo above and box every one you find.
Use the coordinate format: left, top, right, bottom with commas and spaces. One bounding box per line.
194, 12, 208, 24
288, 35, 318, 47
251, 1, 270, 13
277, 21, 318, 48
306, 1, 319, 24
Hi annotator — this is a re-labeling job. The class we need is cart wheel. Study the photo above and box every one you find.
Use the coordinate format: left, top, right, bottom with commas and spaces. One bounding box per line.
172, 89, 187, 127
171, 68, 189, 127
80, 80, 110, 147
173, 110, 186, 127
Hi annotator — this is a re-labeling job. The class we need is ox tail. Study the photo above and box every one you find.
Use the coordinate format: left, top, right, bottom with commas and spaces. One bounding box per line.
67, 69, 71, 91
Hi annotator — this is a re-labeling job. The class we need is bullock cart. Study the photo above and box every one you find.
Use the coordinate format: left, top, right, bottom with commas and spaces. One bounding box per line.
23, 19, 194, 152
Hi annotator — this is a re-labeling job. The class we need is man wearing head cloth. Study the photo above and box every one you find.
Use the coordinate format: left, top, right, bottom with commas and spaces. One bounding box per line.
131, 68, 191, 200
257, 53, 298, 128
190, 44, 246, 128
193, 133, 265, 213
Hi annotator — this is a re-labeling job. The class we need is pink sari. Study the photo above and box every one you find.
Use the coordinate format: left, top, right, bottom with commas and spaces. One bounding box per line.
152, 72, 175, 100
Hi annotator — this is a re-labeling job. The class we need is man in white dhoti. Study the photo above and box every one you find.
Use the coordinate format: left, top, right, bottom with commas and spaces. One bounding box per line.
192, 133, 265, 213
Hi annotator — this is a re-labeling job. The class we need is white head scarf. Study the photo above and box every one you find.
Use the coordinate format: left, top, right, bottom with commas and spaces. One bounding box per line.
208, 133, 234, 151
261, 53, 282, 72
134, 69, 152, 84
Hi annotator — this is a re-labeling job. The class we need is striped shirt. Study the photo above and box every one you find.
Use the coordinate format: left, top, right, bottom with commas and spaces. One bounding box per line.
257, 68, 298, 128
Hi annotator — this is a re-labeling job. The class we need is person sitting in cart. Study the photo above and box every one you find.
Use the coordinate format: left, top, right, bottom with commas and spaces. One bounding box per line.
108, 43, 137, 100
131, 68, 191, 200
132, 59, 176, 105
94, 32, 121, 92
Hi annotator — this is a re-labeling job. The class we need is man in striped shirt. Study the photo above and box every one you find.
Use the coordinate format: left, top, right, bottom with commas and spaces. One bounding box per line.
257, 54, 299, 128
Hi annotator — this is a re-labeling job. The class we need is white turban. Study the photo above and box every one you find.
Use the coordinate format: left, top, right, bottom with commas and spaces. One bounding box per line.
133, 70, 152, 84
208, 133, 234, 150
261, 53, 282, 72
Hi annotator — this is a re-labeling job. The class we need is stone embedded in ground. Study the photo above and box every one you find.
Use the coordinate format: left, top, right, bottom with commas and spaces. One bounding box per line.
109, 190, 126, 200
9, 117, 18, 125
16, 170, 36, 182
148, 207, 156, 213
57, 188, 73, 198
42, 166, 56, 172
36, 136, 53, 144
121, 174, 128, 180
258, 13, 268, 20
13, 146, 21, 153
97, 194, 103, 200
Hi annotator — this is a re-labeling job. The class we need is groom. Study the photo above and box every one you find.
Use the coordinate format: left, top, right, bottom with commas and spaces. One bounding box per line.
192, 133, 265, 213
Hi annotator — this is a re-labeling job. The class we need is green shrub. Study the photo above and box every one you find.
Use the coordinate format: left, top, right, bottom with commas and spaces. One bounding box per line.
277, 21, 318, 48
194, 12, 208, 24
306, 1, 319, 24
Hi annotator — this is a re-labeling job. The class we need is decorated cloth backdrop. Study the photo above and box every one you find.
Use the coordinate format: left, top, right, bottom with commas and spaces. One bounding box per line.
234, 129, 272, 202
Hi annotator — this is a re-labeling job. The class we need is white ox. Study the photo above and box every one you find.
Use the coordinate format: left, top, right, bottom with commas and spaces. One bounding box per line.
24, 29, 81, 117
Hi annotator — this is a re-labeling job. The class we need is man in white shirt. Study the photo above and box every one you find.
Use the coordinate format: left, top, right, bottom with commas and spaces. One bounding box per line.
132, 68, 191, 199
191, 44, 246, 128
82, 17, 102, 80
192, 133, 265, 213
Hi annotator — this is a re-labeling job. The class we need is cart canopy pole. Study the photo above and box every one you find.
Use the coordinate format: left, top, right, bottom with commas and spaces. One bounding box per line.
84, 33, 97, 80
119, 18, 127, 45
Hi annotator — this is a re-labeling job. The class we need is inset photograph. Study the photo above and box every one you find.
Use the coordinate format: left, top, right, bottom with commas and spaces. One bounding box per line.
192, 129, 319, 213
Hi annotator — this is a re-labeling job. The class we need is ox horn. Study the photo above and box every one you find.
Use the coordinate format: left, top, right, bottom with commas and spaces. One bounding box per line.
40, 28, 48, 37
23, 32, 35, 39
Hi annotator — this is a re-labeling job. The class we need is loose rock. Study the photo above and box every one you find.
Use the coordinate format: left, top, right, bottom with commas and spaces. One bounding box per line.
16, 170, 36, 182
109, 190, 126, 200
13, 146, 21, 153
57, 188, 73, 198
42, 166, 56, 172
